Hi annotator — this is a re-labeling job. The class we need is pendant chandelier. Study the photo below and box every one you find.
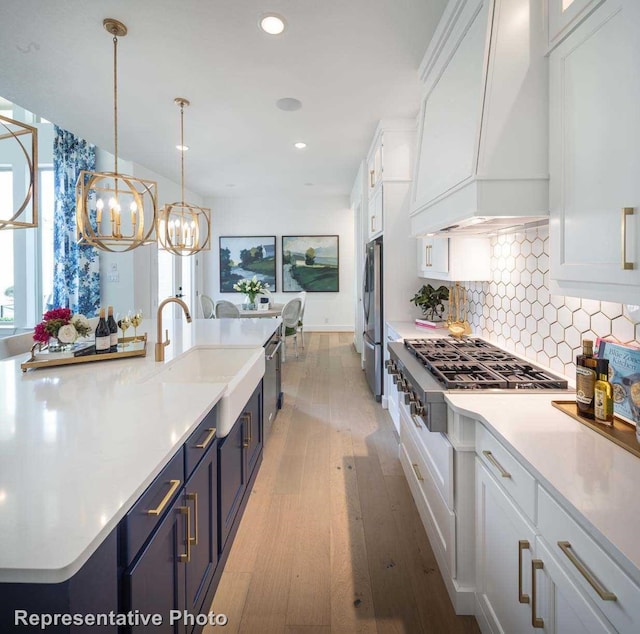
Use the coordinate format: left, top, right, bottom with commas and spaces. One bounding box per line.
75, 19, 158, 252
157, 98, 211, 256
0, 114, 38, 230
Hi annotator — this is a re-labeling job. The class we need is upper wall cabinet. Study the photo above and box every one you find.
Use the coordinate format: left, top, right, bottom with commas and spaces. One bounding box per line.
366, 120, 415, 241
547, 0, 606, 50
410, 0, 549, 237
549, 0, 640, 304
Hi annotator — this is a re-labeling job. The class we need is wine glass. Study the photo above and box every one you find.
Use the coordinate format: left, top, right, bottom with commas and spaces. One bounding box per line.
131, 309, 143, 342
117, 312, 132, 349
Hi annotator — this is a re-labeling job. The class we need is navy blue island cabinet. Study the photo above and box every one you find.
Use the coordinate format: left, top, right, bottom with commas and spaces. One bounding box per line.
218, 382, 263, 554
0, 381, 264, 634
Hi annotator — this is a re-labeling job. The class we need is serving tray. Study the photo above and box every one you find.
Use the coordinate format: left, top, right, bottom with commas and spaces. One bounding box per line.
551, 400, 640, 459
20, 334, 147, 372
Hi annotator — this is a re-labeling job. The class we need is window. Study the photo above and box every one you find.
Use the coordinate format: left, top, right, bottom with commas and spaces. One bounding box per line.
39, 168, 54, 310
0, 170, 14, 323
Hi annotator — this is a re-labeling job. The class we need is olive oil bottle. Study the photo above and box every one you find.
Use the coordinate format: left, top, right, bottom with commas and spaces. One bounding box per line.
594, 358, 614, 426
576, 339, 597, 419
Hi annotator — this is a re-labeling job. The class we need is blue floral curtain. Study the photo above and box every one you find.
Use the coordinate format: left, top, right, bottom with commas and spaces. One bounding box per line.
52, 126, 100, 316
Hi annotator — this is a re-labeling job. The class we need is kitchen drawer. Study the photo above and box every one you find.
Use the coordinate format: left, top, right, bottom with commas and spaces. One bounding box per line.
122, 448, 184, 566
401, 399, 454, 507
476, 424, 536, 522
185, 405, 218, 478
538, 487, 640, 633
400, 410, 456, 576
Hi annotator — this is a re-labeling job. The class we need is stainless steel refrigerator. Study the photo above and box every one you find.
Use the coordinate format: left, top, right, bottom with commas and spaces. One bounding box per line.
363, 237, 383, 401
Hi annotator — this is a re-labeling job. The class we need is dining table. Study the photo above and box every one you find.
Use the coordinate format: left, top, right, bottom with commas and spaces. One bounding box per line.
236, 303, 285, 318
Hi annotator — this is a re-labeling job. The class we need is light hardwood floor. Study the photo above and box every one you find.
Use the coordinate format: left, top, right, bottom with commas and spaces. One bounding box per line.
206, 333, 480, 634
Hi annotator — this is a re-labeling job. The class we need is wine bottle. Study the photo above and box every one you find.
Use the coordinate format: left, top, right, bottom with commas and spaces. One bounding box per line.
594, 358, 614, 426
576, 339, 597, 419
107, 306, 118, 352
95, 308, 111, 354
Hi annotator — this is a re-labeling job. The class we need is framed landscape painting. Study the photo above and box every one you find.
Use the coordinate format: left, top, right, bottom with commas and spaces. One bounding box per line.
219, 236, 277, 292
282, 235, 339, 292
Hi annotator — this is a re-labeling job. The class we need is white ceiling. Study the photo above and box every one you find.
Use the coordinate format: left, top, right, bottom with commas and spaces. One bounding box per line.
0, 0, 446, 199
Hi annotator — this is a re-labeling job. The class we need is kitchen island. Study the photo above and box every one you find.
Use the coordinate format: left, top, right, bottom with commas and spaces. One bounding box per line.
0, 318, 280, 632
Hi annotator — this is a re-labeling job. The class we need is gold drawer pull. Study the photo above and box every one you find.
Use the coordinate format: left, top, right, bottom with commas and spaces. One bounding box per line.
518, 540, 530, 604
482, 450, 511, 478
621, 207, 635, 270
187, 492, 198, 545
370, 169, 375, 188
178, 505, 191, 563
195, 427, 216, 449
531, 559, 544, 628
557, 541, 617, 601
146, 479, 181, 515
411, 463, 424, 481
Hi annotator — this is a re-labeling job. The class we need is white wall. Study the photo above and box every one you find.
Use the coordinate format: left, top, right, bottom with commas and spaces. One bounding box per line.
99, 155, 204, 319
202, 195, 355, 331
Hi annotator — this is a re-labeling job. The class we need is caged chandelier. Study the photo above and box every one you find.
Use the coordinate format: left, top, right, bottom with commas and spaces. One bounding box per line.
75, 19, 158, 252
0, 114, 38, 230
157, 98, 211, 256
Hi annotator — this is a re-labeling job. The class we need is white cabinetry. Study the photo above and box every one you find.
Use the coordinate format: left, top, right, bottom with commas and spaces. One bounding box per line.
549, 0, 640, 304
366, 121, 414, 242
475, 459, 540, 633
418, 236, 491, 281
367, 185, 383, 239
410, 0, 549, 236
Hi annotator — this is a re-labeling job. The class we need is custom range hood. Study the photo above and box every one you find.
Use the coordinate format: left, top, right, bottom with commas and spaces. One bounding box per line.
410, 0, 549, 237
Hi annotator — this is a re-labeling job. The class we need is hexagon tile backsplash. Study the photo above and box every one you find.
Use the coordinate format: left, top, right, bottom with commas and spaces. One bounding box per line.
463, 224, 640, 379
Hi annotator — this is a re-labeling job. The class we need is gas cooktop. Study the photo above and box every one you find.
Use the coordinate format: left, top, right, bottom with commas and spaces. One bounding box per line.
403, 338, 569, 391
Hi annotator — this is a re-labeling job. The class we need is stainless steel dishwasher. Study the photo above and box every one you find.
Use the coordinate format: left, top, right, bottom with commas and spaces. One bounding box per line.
263, 330, 283, 438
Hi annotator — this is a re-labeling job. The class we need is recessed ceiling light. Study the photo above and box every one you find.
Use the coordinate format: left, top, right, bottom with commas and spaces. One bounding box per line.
260, 14, 286, 35
276, 97, 302, 111
176, 144, 189, 151
294, 142, 307, 149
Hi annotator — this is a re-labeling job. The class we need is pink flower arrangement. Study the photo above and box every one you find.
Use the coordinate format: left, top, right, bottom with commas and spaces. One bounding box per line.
33, 308, 92, 344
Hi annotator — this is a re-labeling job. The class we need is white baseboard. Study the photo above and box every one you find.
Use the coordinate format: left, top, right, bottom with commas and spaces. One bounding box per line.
304, 325, 355, 333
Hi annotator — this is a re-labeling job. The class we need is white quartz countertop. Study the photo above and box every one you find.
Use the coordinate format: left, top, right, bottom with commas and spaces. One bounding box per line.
445, 392, 640, 585
386, 320, 450, 340
0, 317, 280, 583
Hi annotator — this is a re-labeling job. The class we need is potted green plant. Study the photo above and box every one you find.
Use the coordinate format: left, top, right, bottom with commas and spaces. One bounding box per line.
410, 284, 449, 321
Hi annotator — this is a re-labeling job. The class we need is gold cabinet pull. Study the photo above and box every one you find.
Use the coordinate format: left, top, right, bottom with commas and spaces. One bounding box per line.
411, 463, 424, 481
482, 450, 511, 478
557, 541, 617, 601
146, 479, 181, 516
187, 492, 198, 546
370, 169, 375, 188
241, 412, 253, 443
178, 505, 191, 563
518, 540, 530, 604
531, 559, 544, 628
425, 244, 432, 267
621, 207, 635, 270
195, 427, 216, 449
371, 215, 375, 233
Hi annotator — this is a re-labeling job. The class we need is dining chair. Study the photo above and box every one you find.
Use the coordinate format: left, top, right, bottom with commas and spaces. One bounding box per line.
200, 294, 215, 319
281, 297, 302, 361
296, 291, 307, 349
215, 300, 240, 318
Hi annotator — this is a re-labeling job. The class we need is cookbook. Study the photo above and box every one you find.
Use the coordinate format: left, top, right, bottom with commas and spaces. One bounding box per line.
597, 339, 640, 426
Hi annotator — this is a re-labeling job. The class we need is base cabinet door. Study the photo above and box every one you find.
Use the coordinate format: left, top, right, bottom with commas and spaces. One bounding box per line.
533, 538, 614, 634
245, 383, 263, 477
125, 498, 188, 634
475, 459, 539, 633
218, 417, 247, 552
185, 445, 219, 617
